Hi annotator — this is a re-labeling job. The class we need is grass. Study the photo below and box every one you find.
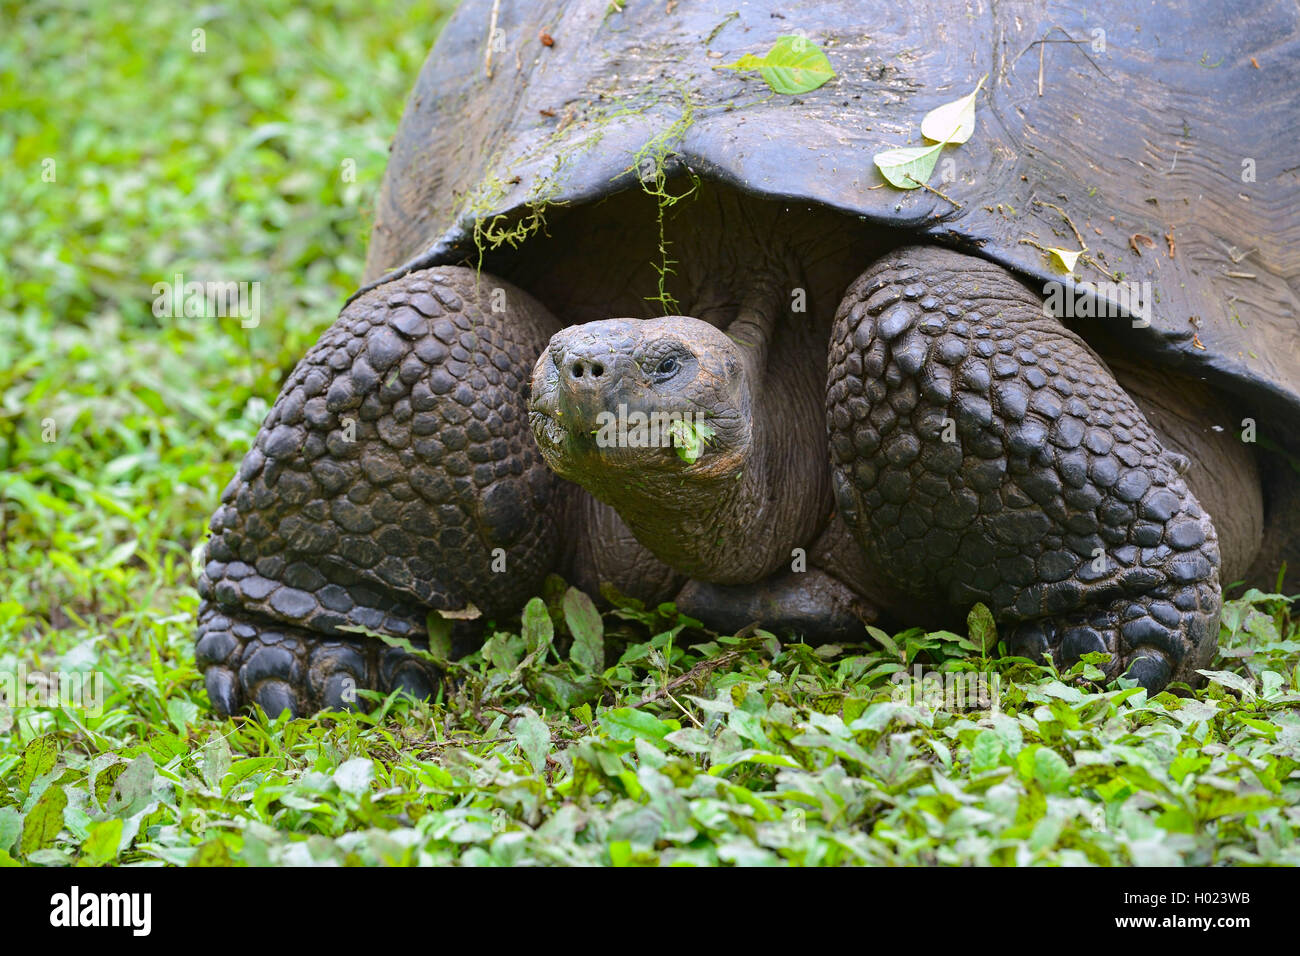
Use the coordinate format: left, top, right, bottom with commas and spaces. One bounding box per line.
2, 0, 1299, 867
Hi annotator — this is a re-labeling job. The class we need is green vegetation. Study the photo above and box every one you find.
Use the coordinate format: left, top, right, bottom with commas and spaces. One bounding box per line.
2, 0, 1298, 867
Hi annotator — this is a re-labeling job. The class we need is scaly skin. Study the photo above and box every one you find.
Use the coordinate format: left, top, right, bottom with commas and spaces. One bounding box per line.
826, 247, 1222, 687
196, 242, 1234, 715
196, 266, 563, 715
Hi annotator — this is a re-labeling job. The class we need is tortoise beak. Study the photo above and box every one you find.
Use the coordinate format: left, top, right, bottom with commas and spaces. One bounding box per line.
530, 322, 640, 451
551, 341, 636, 427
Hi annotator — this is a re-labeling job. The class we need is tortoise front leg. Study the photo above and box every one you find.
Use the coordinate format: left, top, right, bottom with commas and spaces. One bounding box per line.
826, 246, 1222, 690
195, 266, 564, 716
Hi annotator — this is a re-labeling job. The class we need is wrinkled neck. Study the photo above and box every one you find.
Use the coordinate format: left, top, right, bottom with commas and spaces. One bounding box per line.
607, 386, 831, 585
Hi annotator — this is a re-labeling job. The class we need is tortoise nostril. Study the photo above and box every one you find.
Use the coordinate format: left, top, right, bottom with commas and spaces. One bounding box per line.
571, 362, 584, 378
591, 363, 604, 377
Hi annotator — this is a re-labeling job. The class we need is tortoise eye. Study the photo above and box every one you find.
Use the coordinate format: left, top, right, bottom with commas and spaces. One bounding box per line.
656, 356, 678, 376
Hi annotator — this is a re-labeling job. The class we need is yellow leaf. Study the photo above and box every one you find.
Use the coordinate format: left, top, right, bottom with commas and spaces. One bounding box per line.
1047, 247, 1081, 273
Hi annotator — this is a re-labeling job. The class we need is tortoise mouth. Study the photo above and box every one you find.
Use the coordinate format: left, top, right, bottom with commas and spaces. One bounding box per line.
528, 406, 568, 452
528, 392, 713, 469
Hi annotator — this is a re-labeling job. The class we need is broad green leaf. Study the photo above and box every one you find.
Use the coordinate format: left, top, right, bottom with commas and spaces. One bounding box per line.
104, 754, 155, 818
166, 697, 199, 733
513, 707, 551, 775
608, 840, 634, 866
529, 671, 600, 710
1203, 793, 1280, 820
966, 603, 998, 654
521, 597, 554, 654
224, 756, 278, 789
81, 818, 123, 865
189, 838, 235, 867
0, 808, 22, 854
20, 784, 67, 855
669, 418, 716, 463
563, 587, 605, 674
663, 728, 712, 754
1197, 669, 1257, 700
1032, 747, 1071, 793
599, 708, 680, 744
333, 758, 375, 795
866, 625, 903, 660
426, 613, 454, 661
717, 35, 835, 94
202, 731, 232, 790
93, 762, 127, 811
872, 142, 945, 189
17, 735, 58, 796
970, 730, 1004, 773
920, 74, 987, 145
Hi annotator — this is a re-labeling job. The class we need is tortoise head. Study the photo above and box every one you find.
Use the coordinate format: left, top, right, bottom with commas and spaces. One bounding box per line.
528, 316, 753, 492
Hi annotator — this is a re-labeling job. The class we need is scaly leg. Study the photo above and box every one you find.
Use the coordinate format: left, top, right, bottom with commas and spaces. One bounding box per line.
196, 267, 563, 715
826, 246, 1221, 689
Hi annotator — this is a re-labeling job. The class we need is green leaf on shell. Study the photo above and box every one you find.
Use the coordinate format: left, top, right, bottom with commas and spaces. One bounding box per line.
874, 75, 986, 189
872, 141, 946, 189
717, 35, 836, 94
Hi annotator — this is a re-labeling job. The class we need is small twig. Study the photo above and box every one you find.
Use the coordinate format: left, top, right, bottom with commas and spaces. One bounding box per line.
1081, 253, 1117, 281
484, 0, 501, 78
1014, 28, 1111, 81
1033, 198, 1086, 250
419, 733, 515, 754
664, 689, 704, 728
1019, 237, 1058, 257
905, 175, 964, 208
631, 632, 761, 709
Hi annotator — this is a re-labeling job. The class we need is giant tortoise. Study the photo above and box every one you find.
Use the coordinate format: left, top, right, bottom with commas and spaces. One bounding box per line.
195, 0, 1300, 716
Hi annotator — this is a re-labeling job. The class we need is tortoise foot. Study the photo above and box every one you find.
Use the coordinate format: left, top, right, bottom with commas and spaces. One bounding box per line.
1007, 578, 1220, 689
196, 604, 443, 718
